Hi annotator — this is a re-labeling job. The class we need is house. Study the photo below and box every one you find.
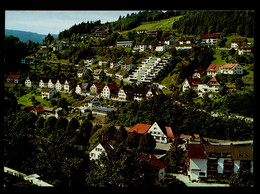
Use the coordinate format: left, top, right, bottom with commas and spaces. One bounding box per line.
186, 144, 253, 182
175, 37, 195, 50
75, 84, 82, 95
92, 69, 106, 80
231, 38, 248, 50
41, 88, 56, 99
63, 80, 70, 92
117, 85, 134, 101
21, 56, 37, 64
7, 74, 21, 83
25, 77, 32, 87
192, 69, 206, 79
182, 78, 203, 93
117, 40, 134, 48
53, 44, 63, 51
201, 34, 223, 45
128, 121, 174, 144
146, 88, 163, 99
206, 64, 221, 77
159, 37, 174, 45
238, 45, 252, 55
155, 43, 168, 52
146, 121, 174, 143
95, 29, 110, 37
144, 154, 167, 182
133, 44, 148, 52
77, 66, 87, 78
197, 77, 221, 97
110, 59, 124, 69
36, 50, 48, 58
101, 83, 119, 99
89, 141, 114, 160
133, 86, 149, 102
84, 57, 96, 66
146, 29, 162, 37
90, 82, 105, 96
220, 63, 243, 75
121, 60, 134, 71
99, 57, 110, 67
47, 79, 54, 88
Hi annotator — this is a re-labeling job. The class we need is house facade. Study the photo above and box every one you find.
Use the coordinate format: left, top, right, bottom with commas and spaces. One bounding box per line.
41, 88, 56, 99
201, 34, 223, 45
101, 84, 119, 99
186, 144, 253, 182
206, 64, 221, 77
182, 78, 203, 93
219, 63, 243, 75
128, 121, 174, 144
117, 40, 134, 48
89, 141, 114, 160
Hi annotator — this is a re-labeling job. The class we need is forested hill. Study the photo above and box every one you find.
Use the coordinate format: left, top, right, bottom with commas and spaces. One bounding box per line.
172, 11, 254, 37
58, 10, 182, 39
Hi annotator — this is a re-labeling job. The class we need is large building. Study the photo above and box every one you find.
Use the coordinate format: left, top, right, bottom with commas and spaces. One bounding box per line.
185, 144, 253, 182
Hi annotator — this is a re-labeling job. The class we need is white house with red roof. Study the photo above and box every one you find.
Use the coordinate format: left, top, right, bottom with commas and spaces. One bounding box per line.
197, 77, 221, 97
219, 63, 243, 75
182, 78, 203, 93
101, 83, 119, 99
128, 121, 174, 144
206, 64, 221, 77
201, 34, 223, 45
7, 74, 21, 83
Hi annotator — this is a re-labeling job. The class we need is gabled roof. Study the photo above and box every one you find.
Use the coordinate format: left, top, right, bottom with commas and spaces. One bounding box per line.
221, 63, 239, 70
206, 64, 221, 72
128, 123, 151, 134
186, 78, 203, 87
106, 83, 119, 91
7, 74, 20, 79
145, 154, 167, 169
154, 121, 174, 138
201, 34, 221, 39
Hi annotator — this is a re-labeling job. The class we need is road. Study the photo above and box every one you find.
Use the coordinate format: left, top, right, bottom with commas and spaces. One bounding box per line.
169, 173, 229, 187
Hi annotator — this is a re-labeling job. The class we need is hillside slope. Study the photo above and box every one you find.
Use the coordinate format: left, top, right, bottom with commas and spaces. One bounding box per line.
130, 16, 182, 31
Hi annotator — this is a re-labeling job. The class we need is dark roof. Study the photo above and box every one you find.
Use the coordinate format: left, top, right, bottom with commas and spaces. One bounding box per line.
186, 144, 207, 159
186, 78, 203, 87
201, 34, 221, 39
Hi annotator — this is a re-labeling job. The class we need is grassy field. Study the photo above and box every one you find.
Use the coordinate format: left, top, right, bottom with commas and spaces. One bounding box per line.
18, 93, 50, 107
121, 16, 182, 35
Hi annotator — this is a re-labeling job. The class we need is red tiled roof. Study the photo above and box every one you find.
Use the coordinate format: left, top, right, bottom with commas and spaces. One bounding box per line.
7, 74, 20, 79
128, 123, 151, 134
209, 77, 218, 82
145, 154, 167, 169
165, 127, 174, 138
107, 83, 119, 90
186, 78, 203, 87
34, 107, 45, 112
221, 63, 239, 70
201, 34, 221, 39
206, 64, 221, 72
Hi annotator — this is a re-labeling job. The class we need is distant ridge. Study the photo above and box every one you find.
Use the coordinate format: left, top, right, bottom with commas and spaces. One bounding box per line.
5, 29, 58, 43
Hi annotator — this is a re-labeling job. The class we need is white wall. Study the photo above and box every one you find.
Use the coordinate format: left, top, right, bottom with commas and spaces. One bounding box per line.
189, 159, 207, 181
217, 158, 224, 173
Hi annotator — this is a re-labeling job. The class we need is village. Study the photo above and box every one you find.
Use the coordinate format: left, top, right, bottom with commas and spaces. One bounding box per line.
4, 11, 254, 187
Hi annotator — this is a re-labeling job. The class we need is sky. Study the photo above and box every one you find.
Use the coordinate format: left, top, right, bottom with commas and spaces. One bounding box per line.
5, 10, 140, 35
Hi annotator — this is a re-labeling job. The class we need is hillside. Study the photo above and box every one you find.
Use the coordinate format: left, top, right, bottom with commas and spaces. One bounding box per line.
5, 29, 58, 43
131, 15, 182, 31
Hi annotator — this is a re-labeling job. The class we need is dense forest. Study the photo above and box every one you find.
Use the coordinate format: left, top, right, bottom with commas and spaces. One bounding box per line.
172, 11, 254, 37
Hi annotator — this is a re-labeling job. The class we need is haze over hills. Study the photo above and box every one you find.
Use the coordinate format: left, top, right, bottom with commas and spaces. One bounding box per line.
5, 29, 58, 43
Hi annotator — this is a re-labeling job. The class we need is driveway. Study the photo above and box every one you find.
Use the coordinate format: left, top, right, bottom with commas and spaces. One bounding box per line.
169, 173, 229, 187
